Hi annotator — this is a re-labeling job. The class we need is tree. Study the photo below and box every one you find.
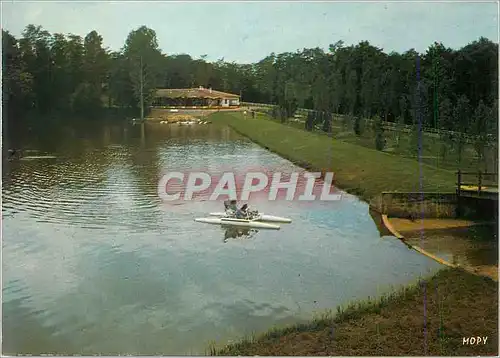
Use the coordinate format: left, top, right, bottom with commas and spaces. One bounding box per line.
373, 114, 385, 151
395, 96, 408, 147
353, 116, 362, 136
424, 42, 455, 129
305, 111, 314, 131
322, 112, 332, 133
2, 30, 34, 116
2, 24, 498, 146
409, 78, 428, 157
360, 64, 375, 118
83, 31, 108, 88
60, 30, 110, 114
123, 26, 163, 118
50, 33, 70, 111
19, 25, 52, 112
472, 100, 490, 169
453, 94, 472, 165
66, 34, 84, 95
488, 100, 498, 172
330, 69, 343, 114
341, 114, 351, 131
71, 82, 102, 114
108, 52, 134, 108
345, 69, 358, 116
438, 97, 454, 160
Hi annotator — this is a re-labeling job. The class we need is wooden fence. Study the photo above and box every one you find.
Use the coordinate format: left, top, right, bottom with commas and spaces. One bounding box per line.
241, 101, 496, 146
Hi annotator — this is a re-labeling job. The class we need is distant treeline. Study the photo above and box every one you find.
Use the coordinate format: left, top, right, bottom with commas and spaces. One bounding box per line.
2, 25, 498, 138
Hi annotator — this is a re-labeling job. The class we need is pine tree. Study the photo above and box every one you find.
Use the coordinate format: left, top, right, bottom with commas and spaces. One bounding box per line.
373, 114, 385, 151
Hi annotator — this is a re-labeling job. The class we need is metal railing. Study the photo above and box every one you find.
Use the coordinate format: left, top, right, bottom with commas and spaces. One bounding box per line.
456, 170, 498, 196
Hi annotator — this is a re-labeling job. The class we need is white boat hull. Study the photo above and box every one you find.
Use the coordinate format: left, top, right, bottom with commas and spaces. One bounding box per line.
209, 212, 292, 223
195, 217, 280, 230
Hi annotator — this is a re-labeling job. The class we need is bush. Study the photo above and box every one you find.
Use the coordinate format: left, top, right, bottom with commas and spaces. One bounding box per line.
373, 115, 385, 151
322, 112, 332, 133
353, 115, 362, 136
305, 111, 314, 131
342, 115, 351, 130
71, 83, 102, 115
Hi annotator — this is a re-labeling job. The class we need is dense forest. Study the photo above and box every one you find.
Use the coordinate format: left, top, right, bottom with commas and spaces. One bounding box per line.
2, 25, 498, 139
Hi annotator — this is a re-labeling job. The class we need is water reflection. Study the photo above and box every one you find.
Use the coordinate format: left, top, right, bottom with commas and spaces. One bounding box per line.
405, 224, 498, 268
223, 227, 259, 243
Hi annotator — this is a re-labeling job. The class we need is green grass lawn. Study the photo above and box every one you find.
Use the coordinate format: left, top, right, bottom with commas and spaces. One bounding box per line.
252, 108, 497, 174
327, 122, 496, 174
210, 111, 457, 202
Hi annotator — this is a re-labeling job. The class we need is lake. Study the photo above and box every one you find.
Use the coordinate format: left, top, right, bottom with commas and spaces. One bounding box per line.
2, 120, 442, 355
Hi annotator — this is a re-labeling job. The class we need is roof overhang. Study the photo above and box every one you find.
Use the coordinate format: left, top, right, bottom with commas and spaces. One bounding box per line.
155, 88, 240, 99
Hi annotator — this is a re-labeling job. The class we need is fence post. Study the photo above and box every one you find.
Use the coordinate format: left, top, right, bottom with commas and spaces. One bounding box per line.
478, 170, 482, 194
456, 170, 462, 217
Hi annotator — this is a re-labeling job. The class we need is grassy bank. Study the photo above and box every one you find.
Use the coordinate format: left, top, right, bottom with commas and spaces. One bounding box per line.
207, 111, 498, 356
210, 111, 457, 203
255, 107, 497, 174
210, 268, 498, 356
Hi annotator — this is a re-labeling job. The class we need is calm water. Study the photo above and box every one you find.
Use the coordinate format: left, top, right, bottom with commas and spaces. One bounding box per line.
405, 225, 498, 268
2, 120, 442, 355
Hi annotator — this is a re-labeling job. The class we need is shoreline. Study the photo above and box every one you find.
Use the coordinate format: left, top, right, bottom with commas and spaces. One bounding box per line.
209, 111, 457, 203
388, 218, 498, 282
210, 268, 498, 356
207, 111, 498, 356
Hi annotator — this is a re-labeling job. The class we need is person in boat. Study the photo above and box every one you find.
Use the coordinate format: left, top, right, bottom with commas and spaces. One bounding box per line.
224, 200, 238, 213
238, 204, 248, 217
235, 203, 250, 218
224, 200, 248, 218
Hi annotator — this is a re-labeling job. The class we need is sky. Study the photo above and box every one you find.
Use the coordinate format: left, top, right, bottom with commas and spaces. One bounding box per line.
1, 1, 498, 63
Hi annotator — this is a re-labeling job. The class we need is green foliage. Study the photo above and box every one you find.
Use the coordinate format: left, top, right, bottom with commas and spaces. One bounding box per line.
472, 100, 490, 169
394, 115, 405, 147
410, 123, 422, 158
373, 115, 385, 151
438, 98, 454, 159
71, 83, 102, 114
279, 106, 288, 123
2, 24, 498, 147
271, 106, 284, 122
341, 114, 351, 131
123, 26, 164, 118
454, 95, 472, 165
2, 30, 34, 113
83, 31, 108, 89
305, 111, 314, 131
353, 116, 362, 136
322, 112, 332, 133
